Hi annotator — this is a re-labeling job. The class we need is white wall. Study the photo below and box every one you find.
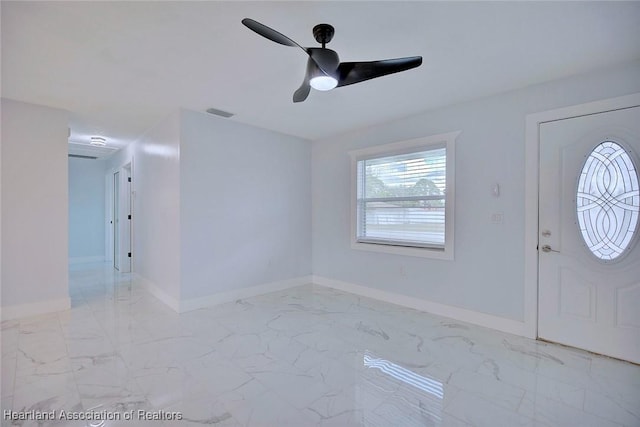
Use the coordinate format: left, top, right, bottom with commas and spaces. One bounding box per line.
312, 60, 640, 323
107, 110, 311, 310
179, 110, 312, 301
68, 157, 106, 262
107, 111, 182, 305
1, 98, 70, 319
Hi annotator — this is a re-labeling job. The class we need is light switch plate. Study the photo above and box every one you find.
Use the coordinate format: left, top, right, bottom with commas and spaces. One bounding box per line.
491, 212, 504, 224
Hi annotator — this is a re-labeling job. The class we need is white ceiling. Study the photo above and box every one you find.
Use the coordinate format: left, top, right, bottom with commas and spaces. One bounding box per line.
2, 1, 640, 149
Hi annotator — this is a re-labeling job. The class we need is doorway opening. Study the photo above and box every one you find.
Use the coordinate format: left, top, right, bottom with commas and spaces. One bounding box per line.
110, 163, 132, 273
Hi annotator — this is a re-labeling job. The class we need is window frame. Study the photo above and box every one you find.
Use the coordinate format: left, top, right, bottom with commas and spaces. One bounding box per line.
349, 131, 459, 260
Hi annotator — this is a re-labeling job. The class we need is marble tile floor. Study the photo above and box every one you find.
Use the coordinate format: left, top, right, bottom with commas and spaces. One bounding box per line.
1, 263, 639, 427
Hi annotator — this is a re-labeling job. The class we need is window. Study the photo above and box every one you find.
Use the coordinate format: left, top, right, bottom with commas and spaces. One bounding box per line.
350, 131, 458, 259
577, 140, 639, 262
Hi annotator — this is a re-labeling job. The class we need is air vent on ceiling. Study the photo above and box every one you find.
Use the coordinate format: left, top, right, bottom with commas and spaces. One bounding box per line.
206, 108, 234, 118
69, 154, 98, 160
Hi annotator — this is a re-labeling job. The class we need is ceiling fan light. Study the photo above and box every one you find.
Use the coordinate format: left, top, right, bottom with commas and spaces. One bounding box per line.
310, 75, 338, 91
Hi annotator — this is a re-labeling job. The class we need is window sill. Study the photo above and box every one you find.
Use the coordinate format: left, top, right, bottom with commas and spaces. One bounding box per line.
351, 241, 454, 260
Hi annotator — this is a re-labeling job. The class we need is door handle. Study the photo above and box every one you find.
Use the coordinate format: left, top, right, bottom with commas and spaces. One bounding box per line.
541, 244, 559, 253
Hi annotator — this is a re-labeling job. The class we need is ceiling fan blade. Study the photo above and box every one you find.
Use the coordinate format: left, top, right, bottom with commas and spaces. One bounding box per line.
307, 48, 340, 76
242, 18, 305, 50
293, 81, 311, 103
293, 59, 313, 103
336, 56, 422, 87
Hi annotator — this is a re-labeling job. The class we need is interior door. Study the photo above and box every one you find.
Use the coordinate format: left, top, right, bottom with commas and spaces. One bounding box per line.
113, 170, 120, 271
538, 106, 640, 363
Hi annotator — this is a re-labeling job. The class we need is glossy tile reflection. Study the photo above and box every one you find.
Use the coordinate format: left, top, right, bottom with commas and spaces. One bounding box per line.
1, 263, 639, 426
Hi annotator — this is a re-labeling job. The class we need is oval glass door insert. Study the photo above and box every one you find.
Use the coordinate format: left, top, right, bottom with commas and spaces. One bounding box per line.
576, 140, 640, 261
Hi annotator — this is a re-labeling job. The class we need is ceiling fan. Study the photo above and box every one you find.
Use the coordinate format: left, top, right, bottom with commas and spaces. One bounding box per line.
241, 18, 423, 103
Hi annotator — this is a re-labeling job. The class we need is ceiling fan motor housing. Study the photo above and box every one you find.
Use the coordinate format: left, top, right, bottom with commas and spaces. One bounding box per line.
313, 23, 335, 46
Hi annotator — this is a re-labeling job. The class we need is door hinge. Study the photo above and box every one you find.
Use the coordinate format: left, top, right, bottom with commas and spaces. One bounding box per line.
128, 214, 131, 220
128, 177, 131, 182
128, 252, 131, 258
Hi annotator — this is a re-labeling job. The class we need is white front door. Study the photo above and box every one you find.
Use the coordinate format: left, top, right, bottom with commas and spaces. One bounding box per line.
538, 105, 640, 364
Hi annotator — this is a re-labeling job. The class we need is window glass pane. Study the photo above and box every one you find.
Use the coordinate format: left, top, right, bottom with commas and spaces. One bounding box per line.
361, 202, 445, 246
577, 141, 640, 261
363, 148, 446, 198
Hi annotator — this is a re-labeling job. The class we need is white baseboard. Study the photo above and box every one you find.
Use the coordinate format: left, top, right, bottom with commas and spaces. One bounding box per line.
131, 273, 527, 337
1, 297, 71, 321
133, 274, 181, 312
179, 275, 314, 313
134, 274, 313, 314
69, 256, 105, 265
312, 275, 528, 337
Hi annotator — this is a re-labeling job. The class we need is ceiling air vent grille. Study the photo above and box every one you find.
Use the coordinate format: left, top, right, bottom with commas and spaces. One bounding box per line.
206, 108, 235, 118
69, 154, 98, 160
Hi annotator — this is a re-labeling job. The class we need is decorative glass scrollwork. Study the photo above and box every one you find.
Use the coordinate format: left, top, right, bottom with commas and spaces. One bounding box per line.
577, 141, 639, 261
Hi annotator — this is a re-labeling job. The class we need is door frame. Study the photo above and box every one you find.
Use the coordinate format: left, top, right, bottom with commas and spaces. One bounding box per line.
105, 158, 134, 273
120, 162, 132, 273
524, 92, 640, 339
